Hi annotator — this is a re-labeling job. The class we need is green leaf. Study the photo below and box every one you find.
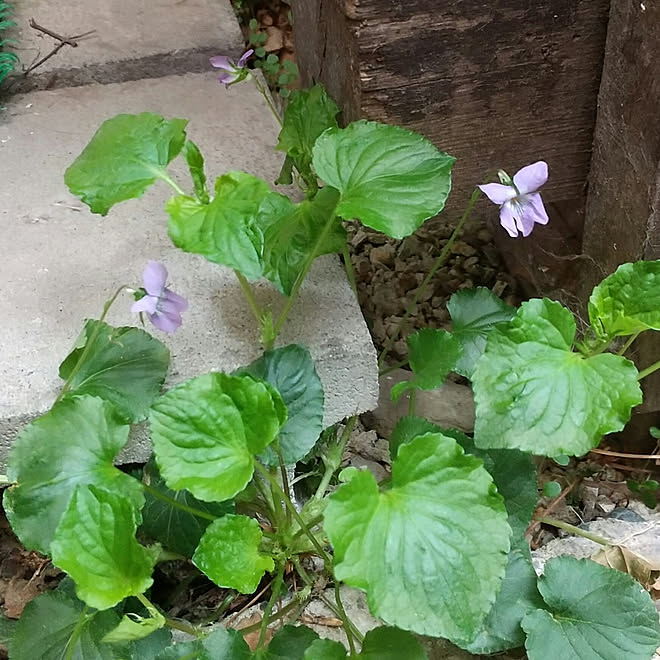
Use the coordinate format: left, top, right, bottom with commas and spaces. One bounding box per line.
255, 46, 266, 58
150, 372, 285, 502
390, 329, 461, 401
140, 458, 233, 557
462, 542, 544, 654
312, 121, 455, 238
59, 320, 170, 423
182, 140, 209, 204
103, 610, 166, 643
324, 432, 510, 642
126, 628, 173, 660
238, 345, 324, 465
389, 415, 441, 460
543, 480, 562, 497
11, 590, 120, 660
589, 260, 660, 339
522, 556, 660, 660
473, 299, 642, 456
192, 514, 274, 593
65, 113, 188, 215
4, 396, 143, 554
51, 485, 157, 610
0, 614, 16, 653
447, 287, 516, 377
258, 625, 320, 659
156, 628, 251, 660
303, 639, 346, 660
275, 154, 295, 185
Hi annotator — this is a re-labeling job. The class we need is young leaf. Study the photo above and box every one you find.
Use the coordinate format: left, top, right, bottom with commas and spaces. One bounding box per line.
58, 320, 170, 423
65, 113, 188, 215
324, 432, 510, 642
51, 485, 158, 610
156, 627, 251, 659
192, 514, 274, 593
102, 610, 166, 643
522, 556, 660, 660
473, 299, 642, 456
4, 395, 143, 554
589, 260, 660, 340
182, 139, 210, 204
11, 590, 121, 660
390, 329, 461, 401
312, 120, 455, 238
238, 344, 324, 465
461, 542, 544, 654
140, 459, 234, 557
150, 372, 286, 502
257, 625, 320, 659
447, 287, 516, 377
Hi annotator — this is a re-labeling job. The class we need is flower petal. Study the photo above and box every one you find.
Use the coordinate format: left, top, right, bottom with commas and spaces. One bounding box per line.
513, 161, 548, 195
237, 49, 254, 67
217, 71, 240, 86
209, 55, 234, 71
131, 295, 158, 315
516, 207, 537, 237
150, 310, 182, 334
143, 261, 168, 296
161, 288, 189, 312
527, 192, 549, 226
478, 183, 516, 205
499, 202, 519, 238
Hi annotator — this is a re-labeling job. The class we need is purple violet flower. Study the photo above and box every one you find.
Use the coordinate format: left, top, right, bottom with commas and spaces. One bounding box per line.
478, 161, 550, 238
132, 261, 188, 334
210, 49, 254, 87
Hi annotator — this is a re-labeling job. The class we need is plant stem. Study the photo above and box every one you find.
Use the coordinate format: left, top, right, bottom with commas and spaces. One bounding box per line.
342, 244, 359, 299
253, 74, 283, 127
638, 359, 660, 380
158, 170, 187, 196
65, 606, 90, 660
538, 516, 611, 546
257, 563, 285, 649
379, 360, 409, 377
408, 388, 416, 416
234, 270, 265, 327
278, 451, 293, 527
334, 582, 357, 655
314, 416, 357, 500
140, 482, 217, 521
165, 616, 205, 638
235, 598, 302, 635
618, 332, 640, 356
378, 187, 481, 367
254, 461, 331, 563
55, 284, 127, 405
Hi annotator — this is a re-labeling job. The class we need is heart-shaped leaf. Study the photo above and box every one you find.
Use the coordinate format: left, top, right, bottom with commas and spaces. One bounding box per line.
473, 299, 642, 456
303, 627, 427, 659
156, 628, 251, 660
324, 432, 510, 642
65, 113, 188, 215
150, 372, 285, 502
312, 121, 455, 238
4, 395, 143, 554
58, 320, 170, 423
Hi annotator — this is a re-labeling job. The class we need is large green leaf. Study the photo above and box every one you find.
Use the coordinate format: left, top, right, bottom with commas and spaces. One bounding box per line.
390, 329, 461, 401
447, 287, 516, 377
238, 344, 324, 465
150, 372, 285, 502
312, 120, 455, 238
59, 320, 170, 423
124, 628, 173, 660
51, 485, 157, 610
65, 113, 188, 215
303, 627, 427, 659
589, 260, 660, 340
324, 432, 510, 642
303, 639, 346, 660
473, 299, 642, 456
11, 590, 120, 660
522, 556, 660, 660
462, 542, 543, 654
183, 140, 209, 204
156, 628, 251, 660
4, 396, 143, 554
193, 514, 274, 593
140, 459, 233, 557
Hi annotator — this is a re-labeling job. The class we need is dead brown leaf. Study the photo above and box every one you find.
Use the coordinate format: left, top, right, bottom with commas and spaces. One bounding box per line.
593, 545, 660, 592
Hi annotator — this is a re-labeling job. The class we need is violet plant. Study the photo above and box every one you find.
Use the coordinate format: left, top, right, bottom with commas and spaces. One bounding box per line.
2, 77, 660, 660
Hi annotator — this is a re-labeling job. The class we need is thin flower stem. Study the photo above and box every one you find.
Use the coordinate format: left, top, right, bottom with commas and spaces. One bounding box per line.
257, 563, 285, 649
55, 284, 128, 405
141, 482, 217, 521
618, 332, 640, 356
253, 74, 283, 127
234, 270, 264, 326
278, 451, 293, 527
334, 582, 357, 655
378, 187, 482, 368
637, 359, 660, 381
590, 448, 660, 461
538, 516, 611, 546
342, 244, 359, 299
379, 360, 409, 377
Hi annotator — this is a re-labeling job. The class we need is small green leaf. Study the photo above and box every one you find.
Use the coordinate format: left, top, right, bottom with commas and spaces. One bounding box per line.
103, 610, 166, 643
283, 60, 298, 74
182, 140, 209, 204
462, 542, 544, 655
360, 627, 427, 659
4, 396, 143, 553
238, 345, 324, 465
447, 287, 516, 377
51, 485, 157, 610
303, 639, 346, 660
473, 299, 642, 456
522, 556, 660, 660
259, 625, 320, 659
543, 480, 562, 497
150, 372, 285, 502
255, 46, 266, 57
589, 260, 660, 339
389, 415, 442, 460
390, 329, 461, 401
156, 627, 250, 659
324, 432, 510, 642
276, 154, 295, 185
58, 320, 170, 423
553, 454, 570, 466
279, 88, 291, 99
650, 425, 660, 439
140, 459, 233, 557
249, 18, 258, 29
193, 514, 274, 593
312, 121, 455, 238
65, 113, 188, 215
11, 590, 120, 660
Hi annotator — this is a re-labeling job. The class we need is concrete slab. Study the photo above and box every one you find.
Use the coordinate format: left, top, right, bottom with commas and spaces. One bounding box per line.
0, 72, 379, 467
5, 0, 244, 92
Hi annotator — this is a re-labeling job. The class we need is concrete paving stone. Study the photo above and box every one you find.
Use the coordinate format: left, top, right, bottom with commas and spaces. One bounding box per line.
5, 0, 244, 92
0, 72, 379, 467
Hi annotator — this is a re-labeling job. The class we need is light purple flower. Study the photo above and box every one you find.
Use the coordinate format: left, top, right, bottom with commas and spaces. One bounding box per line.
210, 49, 254, 87
478, 161, 550, 238
132, 261, 188, 334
